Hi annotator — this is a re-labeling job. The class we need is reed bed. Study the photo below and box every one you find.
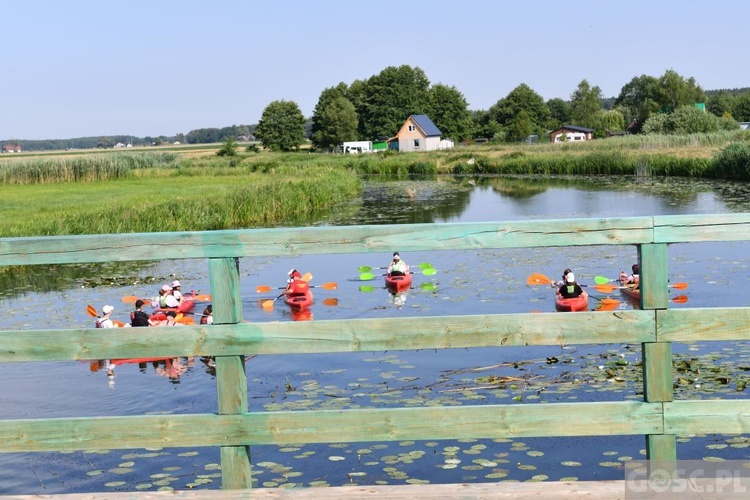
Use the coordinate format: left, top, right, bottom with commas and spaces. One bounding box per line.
0, 152, 179, 185
0, 166, 360, 237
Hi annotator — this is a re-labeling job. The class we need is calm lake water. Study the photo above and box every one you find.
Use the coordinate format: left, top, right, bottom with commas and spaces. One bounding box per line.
1, 175, 749, 494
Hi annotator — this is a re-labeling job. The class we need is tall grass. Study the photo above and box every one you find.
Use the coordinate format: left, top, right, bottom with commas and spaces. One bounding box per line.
0, 152, 179, 184
0, 166, 361, 237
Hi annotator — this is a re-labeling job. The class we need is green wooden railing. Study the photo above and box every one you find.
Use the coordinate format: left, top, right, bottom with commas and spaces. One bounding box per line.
1, 214, 750, 490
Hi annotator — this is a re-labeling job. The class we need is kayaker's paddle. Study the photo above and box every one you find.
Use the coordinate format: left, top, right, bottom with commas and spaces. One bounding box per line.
86, 304, 99, 318
359, 268, 437, 281
671, 295, 689, 304
262, 293, 285, 311
589, 296, 620, 308
122, 295, 150, 304
357, 262, 434, 273
527, 273, 555, 286
255, 282, 337, 293
189, 293, 212, 301
594, 282, 687, 293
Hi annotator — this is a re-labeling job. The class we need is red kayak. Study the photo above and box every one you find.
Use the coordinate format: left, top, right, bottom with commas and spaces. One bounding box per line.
285, 289, 313, 310
385, 273, 412, 292
555, 291, 589, 312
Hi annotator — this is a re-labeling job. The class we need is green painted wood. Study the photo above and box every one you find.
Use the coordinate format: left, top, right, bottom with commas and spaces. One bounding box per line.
645, 433, 676, 461
220, 446, 252, 490
0, 401, 663, 452
653, 213, 750, 243
642, 343, 673, 403
0, 311, 656, 363
664, 400, 750, 434
209, 258, 250, 489
657, 308, 750, 342
0, 217, 655, 266
639, 243, 669, 310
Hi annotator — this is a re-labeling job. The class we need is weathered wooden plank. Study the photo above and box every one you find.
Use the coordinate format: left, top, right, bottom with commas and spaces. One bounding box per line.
4, 480, 631, 499
658, 308, 750, 342
0, 311, 655, 363
0, 217, 655, 265
639, 243, 669, 310
209, 258, 251, 489
0, 402, 663, 452
654, 213, 750, 243
642, 343, 673, 403
665, 400, 750, 434
645, 433, 676, 461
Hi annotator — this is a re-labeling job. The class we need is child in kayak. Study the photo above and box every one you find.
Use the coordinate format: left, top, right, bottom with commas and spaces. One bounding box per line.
284, 269, 310, 298
387, 252, 410, 276
620, 264, 640, 288
551, 268, 573, 287
558, 272, 584, 298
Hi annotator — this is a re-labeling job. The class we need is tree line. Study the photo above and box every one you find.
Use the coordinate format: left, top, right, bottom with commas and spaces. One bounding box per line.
253, 66, 749, 151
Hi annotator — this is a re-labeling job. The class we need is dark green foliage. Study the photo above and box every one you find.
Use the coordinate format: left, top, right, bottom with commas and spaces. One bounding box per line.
254, 100, 307, 152
408, 161, 436, 176
714, 142, 750, 180
216, 137, 238, 157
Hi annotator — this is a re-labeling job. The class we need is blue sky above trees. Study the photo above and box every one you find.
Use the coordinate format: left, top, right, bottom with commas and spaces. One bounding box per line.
1, 0, 747, 140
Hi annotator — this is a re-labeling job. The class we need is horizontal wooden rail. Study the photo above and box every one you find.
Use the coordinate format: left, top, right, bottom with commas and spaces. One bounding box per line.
1, 214, 750, 266
0, 401, 663, 452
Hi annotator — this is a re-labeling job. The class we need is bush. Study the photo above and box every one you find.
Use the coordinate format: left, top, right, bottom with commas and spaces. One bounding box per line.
714, 142, 750, 180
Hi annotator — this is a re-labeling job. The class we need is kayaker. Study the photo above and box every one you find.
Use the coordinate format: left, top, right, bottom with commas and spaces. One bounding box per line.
558, 272, 584, 298
551, 268, 573, 288
284, 269, 310, 298
387, 252, 410, 277
620, 264, 640, 288
200, 305, 213, 325
153, 284, 179, 309
130, 299, 152, 327
96, 304, 116, 328
170, 280, 184, 304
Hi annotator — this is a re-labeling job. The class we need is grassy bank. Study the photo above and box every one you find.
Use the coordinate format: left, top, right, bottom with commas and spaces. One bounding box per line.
1, 130, 749, 237
0, 165, 360, 237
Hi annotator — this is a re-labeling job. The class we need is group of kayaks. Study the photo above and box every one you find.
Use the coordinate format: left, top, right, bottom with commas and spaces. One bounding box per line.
554, 276, 641, 312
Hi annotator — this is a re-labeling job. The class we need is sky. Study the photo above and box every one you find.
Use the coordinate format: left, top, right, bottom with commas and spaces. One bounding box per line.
1, 0, 748, 140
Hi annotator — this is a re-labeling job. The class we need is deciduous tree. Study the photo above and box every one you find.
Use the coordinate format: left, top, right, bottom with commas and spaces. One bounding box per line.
426, 84, 472, 142
254, 100, 307, 152
570, 79, 603, 129
489, 84, 550, 139
311, 95, 359, 150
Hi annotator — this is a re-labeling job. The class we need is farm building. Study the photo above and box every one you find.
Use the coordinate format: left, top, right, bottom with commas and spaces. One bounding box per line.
2, 144, 21, 153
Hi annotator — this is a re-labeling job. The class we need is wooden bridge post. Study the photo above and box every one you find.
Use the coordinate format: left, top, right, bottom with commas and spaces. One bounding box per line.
639, 243, 676, 462
209, 257, 251, 489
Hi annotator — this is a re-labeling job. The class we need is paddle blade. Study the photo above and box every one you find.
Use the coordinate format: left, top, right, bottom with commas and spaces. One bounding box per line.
262, 299, 276, 310
671, 295, 689, 304
418, 262, 434, 269
357, 266, 373, 273
255, 285, 273, 293
597, 300, 620, 311
121, 295, 142, 304
320, 282, 338, 290
527, 274, 552, 286
323, 297, 339, 306
359, 285, 376, 293
193, 294, 212, 301
422, 268, 437, 276
302, 272, 313, 282
669, 282, 688, 290
594, 284, 618, 293
86, 305, 98, 318
594, 276, 614, 285
359, 272, 375, 281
